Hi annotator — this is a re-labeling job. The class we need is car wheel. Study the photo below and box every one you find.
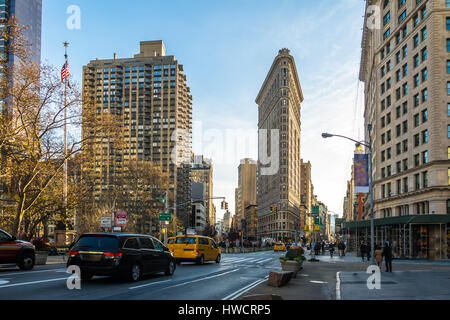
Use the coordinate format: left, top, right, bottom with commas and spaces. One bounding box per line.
215, 254, 221, 263
165, 260, 175, 276
81, 271, 93, 281
197, 255, 204, 265
129, 264, 142, 282
18, 253, 35, 270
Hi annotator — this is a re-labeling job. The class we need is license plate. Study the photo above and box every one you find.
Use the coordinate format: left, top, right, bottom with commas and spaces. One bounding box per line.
80, 254, 101, 262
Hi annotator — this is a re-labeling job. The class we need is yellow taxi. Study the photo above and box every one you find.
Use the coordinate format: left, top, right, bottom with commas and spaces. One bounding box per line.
166, 237, 176, 253
273, 242, 286, 252
172, 235, 221, 265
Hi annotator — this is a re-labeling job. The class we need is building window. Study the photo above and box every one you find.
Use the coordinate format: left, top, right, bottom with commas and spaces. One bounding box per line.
448, 82, 450, 95
414, 153, 420, 166
415, 174, 420, 190
384, 28, 391, 40
422, 130, 428, 144
414, 74, 419, 87
403, 177, 408, 193
396, 124, 401, 137
396, 106, 401, 118
421, 27, 427, 41
447, 39, 450, 52
414, 94, 420, 107
397, 180, 401, 195
421, 47, 427, 62
414, 54, 419, 68
422, 109, 428, 122
422, 88, 428, 102
422, 171, 428, 188
384, 11, 391, 26
403, 158, 408, 171
414, 134, 420, 147
414, 113, 420, 127
422, 150, 428, 164
421, 68, 427, 81
413, 34, 419, 48
403, 120, 408, 133
447, 17, 450, 30
398, 0, 406, 8
398, 10, 407, 24
403, 139, 408, 152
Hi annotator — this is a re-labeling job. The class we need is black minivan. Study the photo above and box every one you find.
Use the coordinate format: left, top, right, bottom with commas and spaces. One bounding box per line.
67, 233, 176, 282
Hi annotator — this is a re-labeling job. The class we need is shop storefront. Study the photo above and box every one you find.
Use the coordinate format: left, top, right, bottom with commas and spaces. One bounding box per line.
340, 215, 450, 260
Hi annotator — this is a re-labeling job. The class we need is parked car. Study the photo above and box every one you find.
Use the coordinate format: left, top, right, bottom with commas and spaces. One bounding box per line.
0, 228, 35, 270
67, 233, 176, 282
172, 235, 221, 265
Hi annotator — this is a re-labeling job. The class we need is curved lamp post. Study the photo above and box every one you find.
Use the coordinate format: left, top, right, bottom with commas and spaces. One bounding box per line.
321, 127, 375, 265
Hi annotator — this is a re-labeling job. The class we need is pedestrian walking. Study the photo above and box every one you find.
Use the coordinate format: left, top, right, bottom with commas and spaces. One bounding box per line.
374, 245, 383, 269
366, 243, 371, 262
383, 240, 393, 272
360, 241, 366, 262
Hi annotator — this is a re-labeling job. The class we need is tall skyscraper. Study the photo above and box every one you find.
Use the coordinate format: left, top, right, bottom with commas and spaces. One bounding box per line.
256, 48, 304, 241
353, 0, 450, 259
0, 0, 42, 112
234, 158, 257, 231
82, 41, 192, 224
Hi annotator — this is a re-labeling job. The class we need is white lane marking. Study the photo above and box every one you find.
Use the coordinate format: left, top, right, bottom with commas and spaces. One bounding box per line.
0, 268, 66, 277
0, 277, 68, 289
310, 280, 328, 284
162, 269, 240, 290
222, 276, 269, 300
0, 280, 10, 285
129, 279, 173, 290
336, 272, 341, 300
256, 258, 273, 264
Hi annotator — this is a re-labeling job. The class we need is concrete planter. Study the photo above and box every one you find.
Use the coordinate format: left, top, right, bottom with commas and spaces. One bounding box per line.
280, 259, 304, 278
35, 252, 49, 265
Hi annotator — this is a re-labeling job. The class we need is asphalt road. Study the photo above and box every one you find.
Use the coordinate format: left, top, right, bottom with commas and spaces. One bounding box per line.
0, 250, 284, 300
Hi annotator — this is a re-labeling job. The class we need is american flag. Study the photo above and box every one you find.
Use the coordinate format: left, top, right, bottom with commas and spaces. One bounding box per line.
61, 60, 70, 84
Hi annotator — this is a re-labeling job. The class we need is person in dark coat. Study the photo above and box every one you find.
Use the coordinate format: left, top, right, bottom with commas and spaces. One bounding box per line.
360, 242, 366, 262
366, 242, 371, 262
382, 240, 393, 272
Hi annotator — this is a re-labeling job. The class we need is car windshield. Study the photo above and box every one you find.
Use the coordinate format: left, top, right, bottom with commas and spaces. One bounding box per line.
72, 236, 118, 252
176, 237, 196, 244
168, 238, 175, 244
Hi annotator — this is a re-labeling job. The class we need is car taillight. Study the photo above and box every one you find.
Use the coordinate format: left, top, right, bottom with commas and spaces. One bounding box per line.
103, 252, 122, 258
69, 251, 78, 256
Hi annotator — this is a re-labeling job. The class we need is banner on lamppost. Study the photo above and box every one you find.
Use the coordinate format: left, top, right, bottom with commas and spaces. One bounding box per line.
354, 154, 369, 193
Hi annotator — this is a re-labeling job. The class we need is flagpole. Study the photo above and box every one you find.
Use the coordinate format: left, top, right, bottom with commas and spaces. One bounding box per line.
63, 41, 69, 227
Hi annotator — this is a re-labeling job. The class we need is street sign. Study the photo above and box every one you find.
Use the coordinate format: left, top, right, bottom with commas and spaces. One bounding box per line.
314, 218, 320, 225
304, 226, 309, 231
155, 197, 165, 203
114, 212, 127, 227
314, 225, 320, 231
113, 227, 121, 232
312, 206, 319, 214
100, 217, 112, 228
159, 213, 172, 222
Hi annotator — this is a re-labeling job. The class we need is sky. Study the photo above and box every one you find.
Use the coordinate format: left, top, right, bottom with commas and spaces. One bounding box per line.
42, 0, 366, 221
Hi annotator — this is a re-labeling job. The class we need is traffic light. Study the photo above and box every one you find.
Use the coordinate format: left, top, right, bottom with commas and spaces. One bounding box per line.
269, 205, 273, 214
220, 201, 224, 210
225, 202, 228, 210
273, 205, 277, 214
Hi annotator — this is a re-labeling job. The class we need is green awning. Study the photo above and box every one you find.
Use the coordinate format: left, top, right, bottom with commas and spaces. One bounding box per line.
341, 215, 450, 229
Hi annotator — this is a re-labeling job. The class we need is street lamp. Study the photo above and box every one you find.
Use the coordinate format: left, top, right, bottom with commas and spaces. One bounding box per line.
321, 126, 375, 265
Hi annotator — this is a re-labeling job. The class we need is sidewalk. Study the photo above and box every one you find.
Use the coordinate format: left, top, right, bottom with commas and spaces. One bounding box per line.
45, 255, 67, 265
240, 252, 450, 300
